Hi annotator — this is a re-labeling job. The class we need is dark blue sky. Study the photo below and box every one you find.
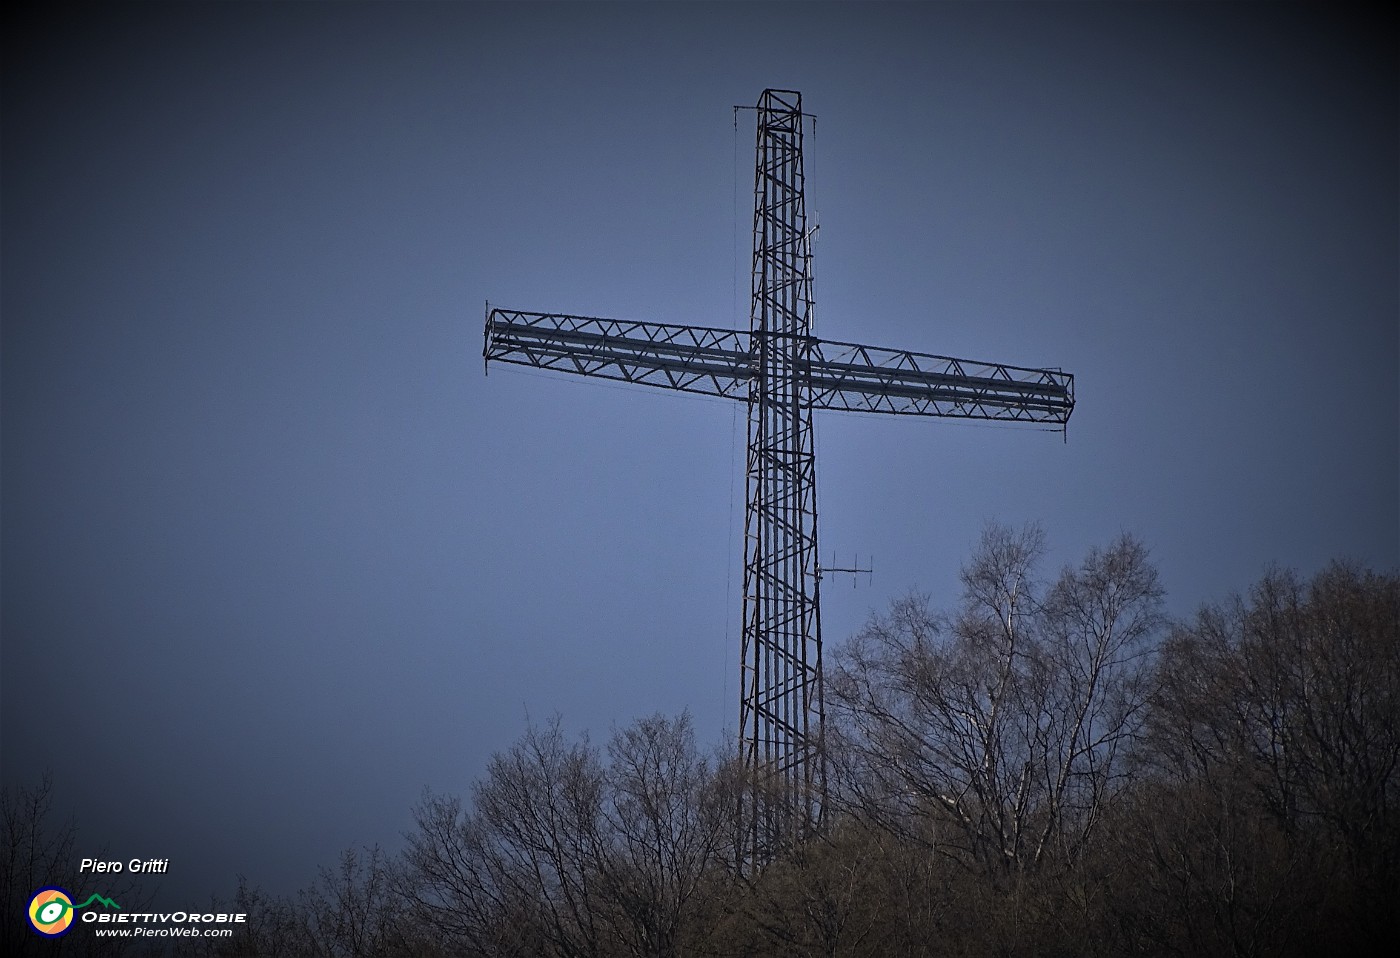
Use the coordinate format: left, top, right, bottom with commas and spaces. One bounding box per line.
4, 2, 1395, 907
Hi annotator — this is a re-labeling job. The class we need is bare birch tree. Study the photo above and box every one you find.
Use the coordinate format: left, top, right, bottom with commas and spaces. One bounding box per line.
828, 523, 1162, 878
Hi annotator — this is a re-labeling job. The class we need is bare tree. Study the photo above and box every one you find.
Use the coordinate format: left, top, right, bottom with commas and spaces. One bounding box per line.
296, 846, 435, 957
720, 816, 937, 958
400, 713, 731, 958
400, 717, 609, 957
1144, 562, 1400, 953
1034, 532, 1163, 865
597, 712, 728, 957
828, 523, 1163, 881
1, 775, 149, 957
2, 775, 79, 958
177, 879, 312, 958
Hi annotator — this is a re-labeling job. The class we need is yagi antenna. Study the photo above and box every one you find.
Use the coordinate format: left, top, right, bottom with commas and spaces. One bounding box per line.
819, 552, 872, 589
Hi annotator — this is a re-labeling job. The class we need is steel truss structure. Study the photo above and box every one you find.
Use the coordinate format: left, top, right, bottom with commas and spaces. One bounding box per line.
484, 89, 1075, 866
485, 309, 1074, 420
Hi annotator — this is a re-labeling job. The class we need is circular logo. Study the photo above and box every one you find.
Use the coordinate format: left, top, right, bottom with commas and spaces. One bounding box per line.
28, 887, 75, 937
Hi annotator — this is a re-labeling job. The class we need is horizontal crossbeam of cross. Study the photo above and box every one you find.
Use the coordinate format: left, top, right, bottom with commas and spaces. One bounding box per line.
484, 307, 1074, 423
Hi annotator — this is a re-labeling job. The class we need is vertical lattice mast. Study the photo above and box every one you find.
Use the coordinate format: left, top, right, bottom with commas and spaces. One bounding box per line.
739, 89, 824, 858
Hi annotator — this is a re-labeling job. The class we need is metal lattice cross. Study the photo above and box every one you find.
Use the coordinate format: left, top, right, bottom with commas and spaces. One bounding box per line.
484, 89, 1074, 865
